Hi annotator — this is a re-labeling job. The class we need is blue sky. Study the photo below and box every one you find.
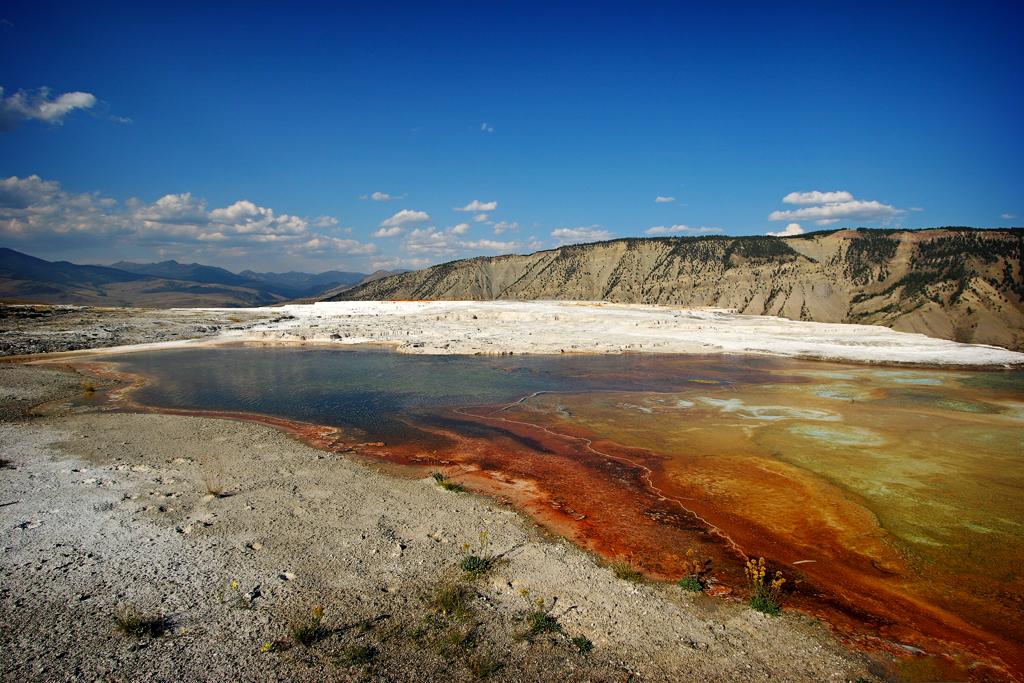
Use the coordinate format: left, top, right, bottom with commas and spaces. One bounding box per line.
1, 1, 1021, 273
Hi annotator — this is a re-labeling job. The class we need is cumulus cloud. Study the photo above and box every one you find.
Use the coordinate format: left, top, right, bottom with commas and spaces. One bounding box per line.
0, 174, 374, 262
455, 200, 497, 212
461, 239, 519, 251
0, 87, 97, 131
654, 196, 675, 203
360, 191, 403, 201
491, 221, 519, 235
472, 213, 489, 223
398, 223, 521, 258
551, 226, 612, 245
480, 122, 494, 133
769, 190, 903, 225
766, 222, 805, 237
373, 225, 404, 238
782, 190, 854, 205
380, 209, 430, 228
644, 225, 723, 236
370, 256, 432, 270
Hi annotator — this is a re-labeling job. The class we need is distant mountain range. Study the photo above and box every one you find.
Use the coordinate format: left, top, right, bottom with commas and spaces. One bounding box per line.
332, 227, 1024, 351
0, 248, 403, 307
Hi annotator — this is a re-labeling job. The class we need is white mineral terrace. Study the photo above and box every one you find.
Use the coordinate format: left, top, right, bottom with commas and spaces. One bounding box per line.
163, 300, 1024, 366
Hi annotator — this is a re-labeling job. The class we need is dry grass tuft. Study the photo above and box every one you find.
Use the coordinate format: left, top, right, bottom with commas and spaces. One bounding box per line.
113, 604, 170, 638
611, 562, 643, 582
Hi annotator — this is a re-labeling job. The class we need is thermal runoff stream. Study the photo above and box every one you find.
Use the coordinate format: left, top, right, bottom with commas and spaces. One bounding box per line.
91, 347, 1024, 677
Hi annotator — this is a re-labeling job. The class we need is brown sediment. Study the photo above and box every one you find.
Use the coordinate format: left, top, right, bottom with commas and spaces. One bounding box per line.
52, 357, 1024, 683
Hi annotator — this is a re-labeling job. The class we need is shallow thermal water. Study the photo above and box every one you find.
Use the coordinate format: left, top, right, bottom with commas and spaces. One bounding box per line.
99, 347, 1024, 675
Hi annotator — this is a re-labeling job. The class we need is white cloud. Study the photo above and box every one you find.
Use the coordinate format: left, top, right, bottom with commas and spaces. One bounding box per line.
644, 225, 723, 236
492, 220, 519, 235
472, 213, 489, 223
480, 122, 494, 133
782, 190, 854, 205
360, 191, 403, 202
399, 223, 521, 258
551, 226, 612, 245
370, 256, 431, 270
654, 196, 675, 203
0, 87, 97, 130
766, 222, 805, 237
380, 209, 430, 228
910, 207, 925, 212
313, 215, 340, 228
373, 225, 404, 238
0, 174, 374, 262
769, 191, 903, 225
461, 239, 518, 251
455, 200, 498, 212
1002, 212, 1018, 220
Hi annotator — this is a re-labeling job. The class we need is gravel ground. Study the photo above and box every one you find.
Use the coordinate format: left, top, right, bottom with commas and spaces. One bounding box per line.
0, 305, 281, 357
0, 364, 880, 682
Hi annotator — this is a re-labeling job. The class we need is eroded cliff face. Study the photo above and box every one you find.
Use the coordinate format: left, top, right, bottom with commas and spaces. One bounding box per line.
331, 228, 1024, 350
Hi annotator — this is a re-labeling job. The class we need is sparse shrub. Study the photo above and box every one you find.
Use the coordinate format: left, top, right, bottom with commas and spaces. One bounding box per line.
82, 379, 96, 395
217, 579, 254, 609
438, 621, 478, 652
260, 639, 292, 653
611, 562, 643, 582
113, 604, 170, 638
290, 605, 329, 646
432, 472, 465, 492
0, 458, 15, 470
340, 643, 376, 665
460, 530, 494, 578
571, 635, 593, 654
466, 652, 503, 678
517, 589, 561, 641
677, 547, 712, 591
203, 460, 231, 498
745, 557, 785, 616
429, 582, 472, 621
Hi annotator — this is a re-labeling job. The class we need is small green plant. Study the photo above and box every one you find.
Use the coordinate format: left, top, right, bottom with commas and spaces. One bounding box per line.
217, 579, 253, 609
678, 576, 703, 592
113, 604, 169, 638
611, 562, 643, 582
745, 557, 785, 616
432, 472, 465, 492
290, 605, 329, 646
517, 589, 561, 641
429, 582, 472, 621
260, 639, 292, 654
340, 643, 376, 665
460, 530, 494, 578
571, 635, 593, 654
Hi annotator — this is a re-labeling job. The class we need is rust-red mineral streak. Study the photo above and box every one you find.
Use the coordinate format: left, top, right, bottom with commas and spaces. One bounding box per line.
51, 360, 1023, 682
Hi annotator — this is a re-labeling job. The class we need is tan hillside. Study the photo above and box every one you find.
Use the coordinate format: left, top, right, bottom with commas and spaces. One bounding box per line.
331, 228, 1024, 351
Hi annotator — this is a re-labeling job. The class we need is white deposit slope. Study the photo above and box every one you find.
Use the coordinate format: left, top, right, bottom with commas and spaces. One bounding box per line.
182, 300, 1024, 366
